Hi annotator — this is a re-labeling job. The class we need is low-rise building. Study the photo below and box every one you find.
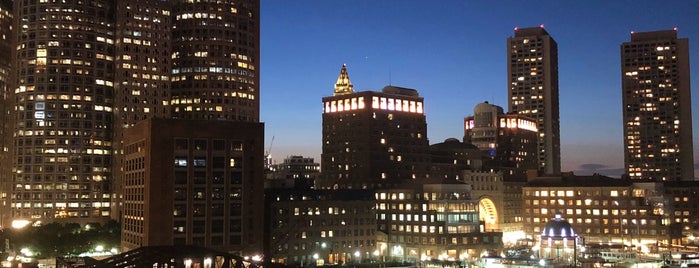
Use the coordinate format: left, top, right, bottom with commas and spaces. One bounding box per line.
265, 188, 377, 266
522, 173, 669, 252
376, 183, 502, 263
461, 170, 526, 244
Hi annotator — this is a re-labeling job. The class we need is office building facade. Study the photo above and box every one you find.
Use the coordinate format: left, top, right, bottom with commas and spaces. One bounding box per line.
121, 118, 265, 255
507, 26, 561, 175
265, 189, 376, 266
621, 29, 693, 181
376, 183, 503, 263
321, 65, 430, 189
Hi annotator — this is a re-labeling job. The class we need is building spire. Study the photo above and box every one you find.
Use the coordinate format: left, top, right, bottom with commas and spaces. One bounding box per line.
333, 64, 354, 96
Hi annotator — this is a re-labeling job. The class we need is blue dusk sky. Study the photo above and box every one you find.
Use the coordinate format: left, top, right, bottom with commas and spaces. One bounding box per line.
259, 0, 699, 176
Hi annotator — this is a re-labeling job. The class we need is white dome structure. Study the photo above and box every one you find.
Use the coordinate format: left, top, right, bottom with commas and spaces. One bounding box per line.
538, 213, 579, 265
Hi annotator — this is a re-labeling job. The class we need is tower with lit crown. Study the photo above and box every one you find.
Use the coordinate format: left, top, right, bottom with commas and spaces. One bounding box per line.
334, 64, 353, 96
321, 65, 430, 189
621, 29, 693, 181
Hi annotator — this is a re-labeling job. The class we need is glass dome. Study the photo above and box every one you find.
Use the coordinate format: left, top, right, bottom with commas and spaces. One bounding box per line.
541, 213, 577, 239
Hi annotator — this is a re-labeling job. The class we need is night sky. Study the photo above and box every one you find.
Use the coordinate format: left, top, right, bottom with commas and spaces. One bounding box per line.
259, 0, 699, 176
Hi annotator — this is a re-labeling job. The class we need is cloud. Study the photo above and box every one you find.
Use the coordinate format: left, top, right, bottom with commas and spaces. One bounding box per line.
578, 163, 608, 170
574, 163, 624, 178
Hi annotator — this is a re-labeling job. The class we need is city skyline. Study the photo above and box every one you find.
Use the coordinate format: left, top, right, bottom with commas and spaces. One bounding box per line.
260, 0, 699, 177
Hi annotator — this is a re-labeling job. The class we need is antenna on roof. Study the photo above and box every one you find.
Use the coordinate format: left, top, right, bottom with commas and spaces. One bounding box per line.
389, 70, 392, 86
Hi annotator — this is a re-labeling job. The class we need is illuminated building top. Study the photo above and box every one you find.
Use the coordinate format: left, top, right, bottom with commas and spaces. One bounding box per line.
321, 67, 428, 189
464, 102, 538, 178
323, 93, 424, 115
333, 64, 354, 96
326, 65, 423, 114
465, 114, 538, 133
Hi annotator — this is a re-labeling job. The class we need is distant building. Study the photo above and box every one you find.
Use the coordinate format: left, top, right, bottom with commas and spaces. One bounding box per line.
267, 155, 320, 187
464, 101, 538, 178
507, 26, 561, 175
621, 29, 694, 181
120, 118, 265, 256
376, 183, 503, 263
320, 65, 430, 189
265, 189, 376, 267
428, 138, 484, 181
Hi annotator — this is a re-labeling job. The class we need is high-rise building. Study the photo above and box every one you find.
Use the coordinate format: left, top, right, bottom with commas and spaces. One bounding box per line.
320, 65, 430, 189
4, 0, 264, 232
121, 118, 265, 255
507, 26, 561, 175
112, 0, 173, 220
170, 1, 260, 122
0, 0, 12, 227
118, 0, 263, 254
621, 29, 693, 181
9, 0, 116, 224
464, 101, 538, 178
